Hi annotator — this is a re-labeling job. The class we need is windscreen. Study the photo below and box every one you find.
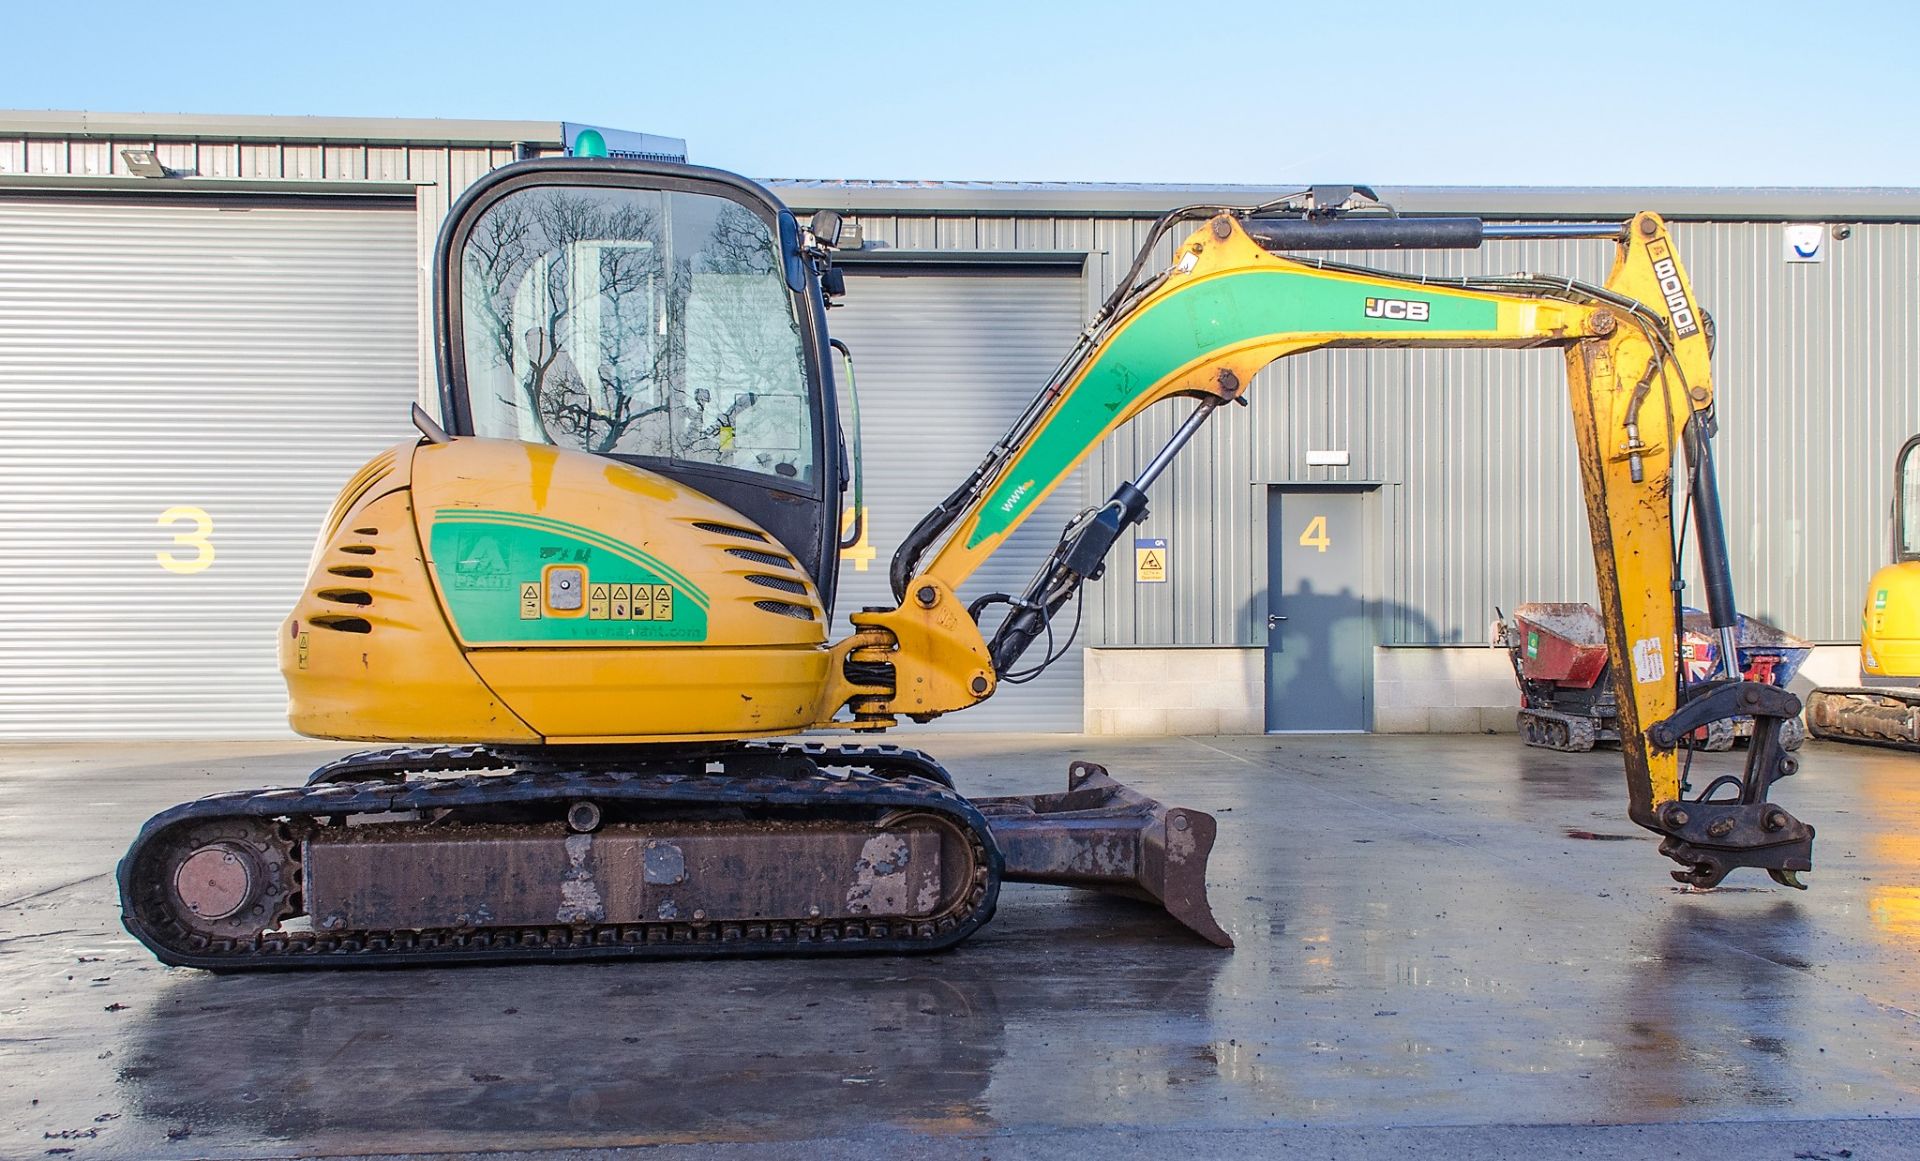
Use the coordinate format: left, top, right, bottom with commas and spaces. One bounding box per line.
1901, 439, 1919, 560
459, 184, 815, 485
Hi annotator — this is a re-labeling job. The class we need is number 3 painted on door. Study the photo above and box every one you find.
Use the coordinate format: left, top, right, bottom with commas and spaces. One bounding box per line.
1298, 514, 1330, 553
157, 506, 216, 573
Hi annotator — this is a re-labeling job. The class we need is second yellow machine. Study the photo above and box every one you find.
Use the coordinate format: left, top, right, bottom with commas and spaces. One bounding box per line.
1808, 433, 1920, 749
121, 162, 1816, 969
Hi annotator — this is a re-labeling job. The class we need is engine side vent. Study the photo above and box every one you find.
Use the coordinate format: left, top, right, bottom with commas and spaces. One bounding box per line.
309, 614, 372, 634
695, 521, 770, 542
328, 565, 374, 579
321, 451, 397, 541
745, 573, 808, 595
317, 588, 373, 607
725, 547, 795, 570
754, 599, 817, 621
339, 545, 377, 556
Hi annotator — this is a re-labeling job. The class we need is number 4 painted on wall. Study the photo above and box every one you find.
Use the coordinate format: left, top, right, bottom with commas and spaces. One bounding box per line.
840, 507, 875, 572
1298, 514, 1330, 553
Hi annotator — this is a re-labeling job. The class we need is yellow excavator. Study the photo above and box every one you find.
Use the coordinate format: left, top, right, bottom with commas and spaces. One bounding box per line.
119, 161, 1816, 969
1807, 434, 1920, 749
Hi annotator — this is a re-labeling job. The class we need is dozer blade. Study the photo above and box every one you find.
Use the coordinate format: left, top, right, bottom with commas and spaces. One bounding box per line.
972, 761, 1232, 947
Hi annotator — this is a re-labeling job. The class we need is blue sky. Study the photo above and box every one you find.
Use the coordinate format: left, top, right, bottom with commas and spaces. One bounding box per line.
8, 0, 1919, 186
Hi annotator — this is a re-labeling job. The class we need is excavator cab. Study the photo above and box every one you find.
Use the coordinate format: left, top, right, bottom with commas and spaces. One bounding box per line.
433, 159, 848, 611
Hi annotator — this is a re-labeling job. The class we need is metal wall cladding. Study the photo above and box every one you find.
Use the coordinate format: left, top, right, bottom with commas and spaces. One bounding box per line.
824, 268, 1090, 730
831, 213, 1920, 647
0, 134, 514, 190
0, 134, 521, 396
0, 196, 421, 737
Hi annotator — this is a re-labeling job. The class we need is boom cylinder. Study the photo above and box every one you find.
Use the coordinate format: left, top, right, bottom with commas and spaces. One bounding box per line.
1241, 217, 1626, 253
1243, 216, 1483, 251
1684, 417, 1743, 679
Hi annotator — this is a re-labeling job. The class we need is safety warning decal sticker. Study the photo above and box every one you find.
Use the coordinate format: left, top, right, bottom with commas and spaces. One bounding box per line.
1135, 537, 1168, 583
1631, 636, 1666, 685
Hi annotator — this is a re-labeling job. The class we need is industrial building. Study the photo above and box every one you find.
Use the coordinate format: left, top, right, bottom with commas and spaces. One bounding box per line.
2, 111, 1914, 737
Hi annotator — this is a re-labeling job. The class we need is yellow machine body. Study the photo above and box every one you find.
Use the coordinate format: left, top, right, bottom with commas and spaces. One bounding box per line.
1861, 560, 1920, 678
283, 438, 832, 744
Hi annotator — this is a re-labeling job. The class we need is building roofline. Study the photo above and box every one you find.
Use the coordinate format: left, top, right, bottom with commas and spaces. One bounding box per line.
769, 180, 1920, 221
0, 109, 563, 147
5, 114, 1916, 219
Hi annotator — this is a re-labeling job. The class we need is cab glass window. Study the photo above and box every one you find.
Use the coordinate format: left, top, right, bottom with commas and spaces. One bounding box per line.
1900, 439, 1919, 559
459, 184, 815, 485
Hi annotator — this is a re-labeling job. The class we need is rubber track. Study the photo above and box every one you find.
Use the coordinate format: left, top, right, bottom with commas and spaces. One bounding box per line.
1805, 687, 1920, 753
119, 746, 999, 971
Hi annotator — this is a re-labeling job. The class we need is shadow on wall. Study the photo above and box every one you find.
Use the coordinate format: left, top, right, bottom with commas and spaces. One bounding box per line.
1254, 580, 1445, 728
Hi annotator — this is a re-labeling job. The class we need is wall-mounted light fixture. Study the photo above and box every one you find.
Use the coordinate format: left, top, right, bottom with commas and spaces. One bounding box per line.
119, 149, 170, 178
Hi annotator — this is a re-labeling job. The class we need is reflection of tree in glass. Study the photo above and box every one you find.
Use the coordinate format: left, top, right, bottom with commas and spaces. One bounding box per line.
460, 190, 807, 475
681, 205, 809, 475
531, 192, 675, 454
462, 198, 539, 429
464, 191, 677, 453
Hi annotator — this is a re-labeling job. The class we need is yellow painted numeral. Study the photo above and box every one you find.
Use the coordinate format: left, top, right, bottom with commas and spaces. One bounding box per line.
841, 506, 876, 573
157, 506, 215, 573
1298, 514, 1330, 554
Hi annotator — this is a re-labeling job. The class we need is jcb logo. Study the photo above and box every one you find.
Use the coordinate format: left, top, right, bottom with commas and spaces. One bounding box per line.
1364, 297, 1430, 322
1647, 241, 1701, 340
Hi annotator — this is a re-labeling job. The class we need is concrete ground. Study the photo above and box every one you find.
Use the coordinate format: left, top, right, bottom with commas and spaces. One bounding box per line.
2, 734, 1918, 1160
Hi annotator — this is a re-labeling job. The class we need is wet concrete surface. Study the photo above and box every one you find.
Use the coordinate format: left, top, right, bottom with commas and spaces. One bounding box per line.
2, 734, 1918, 1158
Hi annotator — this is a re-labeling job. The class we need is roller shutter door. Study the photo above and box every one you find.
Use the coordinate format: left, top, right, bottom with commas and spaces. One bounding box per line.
826, 267, 1088, 731
0, 196, 419, 738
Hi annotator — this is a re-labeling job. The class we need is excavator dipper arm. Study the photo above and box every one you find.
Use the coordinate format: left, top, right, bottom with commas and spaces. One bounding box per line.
825, 203, 1813, 889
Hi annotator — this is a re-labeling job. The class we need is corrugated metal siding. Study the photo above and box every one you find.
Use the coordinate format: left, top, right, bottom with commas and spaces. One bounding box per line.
820, 213, 1920, 647
0, 197, 420, 737
0, 133, 523, 399
825, 269, 1089, 730
0, 135, 517, 185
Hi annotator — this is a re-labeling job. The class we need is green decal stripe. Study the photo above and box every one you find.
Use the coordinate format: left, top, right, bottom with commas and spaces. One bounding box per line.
439, 511, 710, 610
965, 268, 1501, 547
429, 519, 707, 645
435, 510, 710, 609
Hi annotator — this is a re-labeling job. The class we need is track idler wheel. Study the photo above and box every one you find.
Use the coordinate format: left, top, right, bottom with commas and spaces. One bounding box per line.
154, 820, 301, 943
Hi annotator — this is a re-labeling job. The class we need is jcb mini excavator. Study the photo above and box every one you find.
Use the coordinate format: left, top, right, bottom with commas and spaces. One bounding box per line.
120, 161, 1816, 970
1807, 433, 1920, 749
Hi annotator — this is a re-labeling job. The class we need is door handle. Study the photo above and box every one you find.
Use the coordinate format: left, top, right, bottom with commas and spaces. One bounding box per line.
1267, 613, 1287, 628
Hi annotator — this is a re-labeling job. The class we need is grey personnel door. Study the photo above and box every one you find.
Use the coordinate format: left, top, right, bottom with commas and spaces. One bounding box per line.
1265, 489, 1372, 732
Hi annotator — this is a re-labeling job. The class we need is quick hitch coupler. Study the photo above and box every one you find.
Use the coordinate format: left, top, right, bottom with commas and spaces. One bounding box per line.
1647, 680, 1815, 890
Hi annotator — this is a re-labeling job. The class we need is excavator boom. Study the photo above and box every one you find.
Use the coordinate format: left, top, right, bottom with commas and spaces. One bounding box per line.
839, 197, 1812, 889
